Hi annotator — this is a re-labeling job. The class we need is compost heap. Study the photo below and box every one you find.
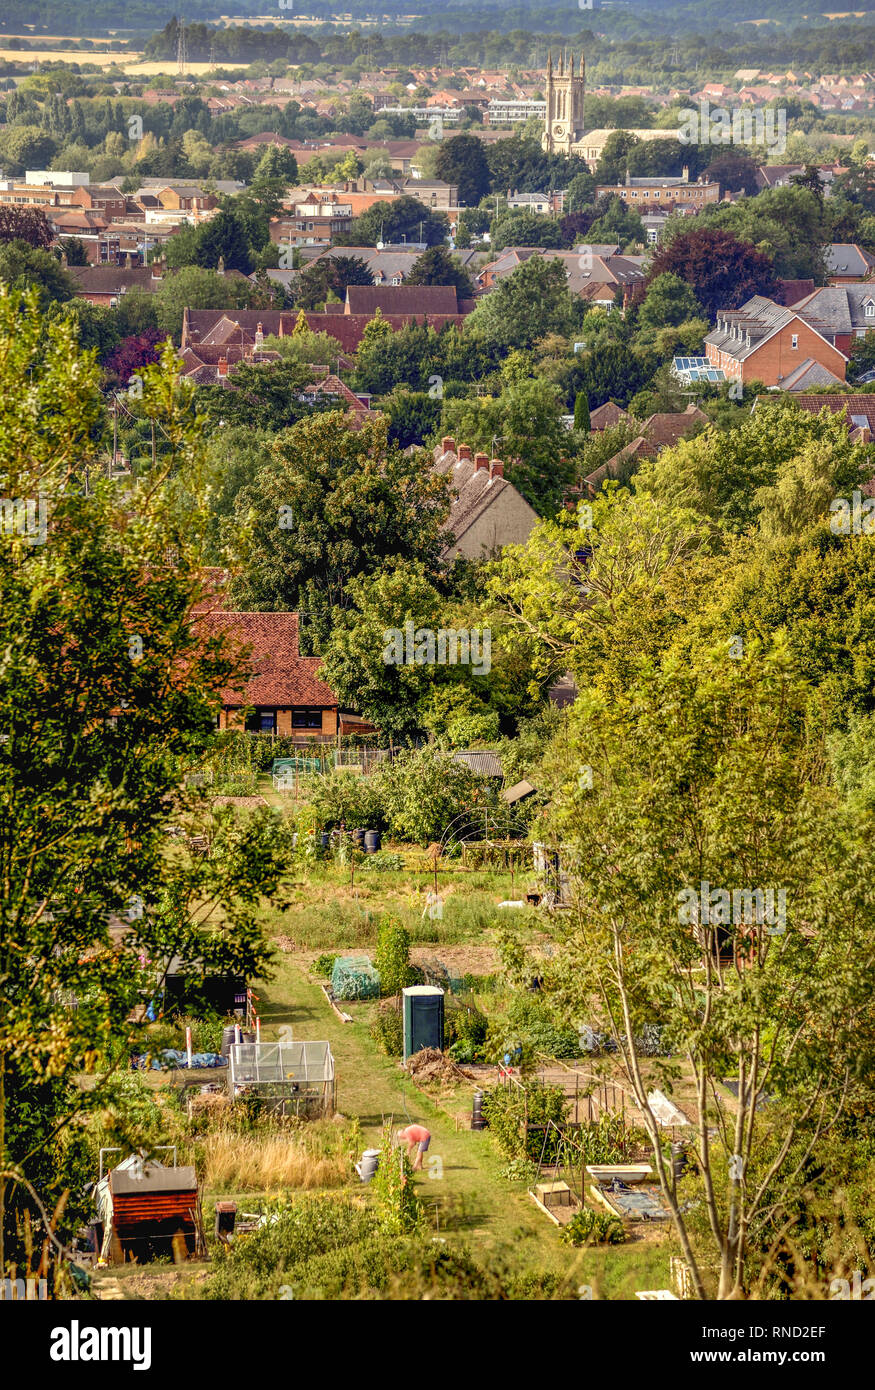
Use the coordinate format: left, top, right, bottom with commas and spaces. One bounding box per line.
405, 1047, 473, 1086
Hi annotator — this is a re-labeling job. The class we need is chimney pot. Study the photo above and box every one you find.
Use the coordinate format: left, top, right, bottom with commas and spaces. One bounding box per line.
441, 436, 456, 454
490, 459, 504, 478
218, 356, 228, 377
474, 451, 489, 471
458, 444, 472, 461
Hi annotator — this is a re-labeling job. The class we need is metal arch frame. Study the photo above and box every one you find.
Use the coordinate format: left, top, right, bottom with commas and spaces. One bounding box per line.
438, 806, 530, 856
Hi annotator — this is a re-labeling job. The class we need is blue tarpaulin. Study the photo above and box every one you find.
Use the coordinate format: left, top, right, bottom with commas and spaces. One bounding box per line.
131, 1049, 227, 1071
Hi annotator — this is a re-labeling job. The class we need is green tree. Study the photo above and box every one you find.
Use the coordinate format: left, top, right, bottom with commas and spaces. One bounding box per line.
225, 413, 451, 642
564, 171, 597, 212
253, 143, 299, 185
196, 359, 328, 433
434, 132, 491, 208
296, 254, 374, 310
573, 390, 590, 432
490, 210, 565, 253
0, 301, 290, 1275
405, 245, 474, 297
466, 256, 574, 352
0, 241, 76, 308
439, 377, 573, 514
636, 272, 705, 330
584, 195, 645, 249
343, 195, 449, 249
154, 266, 253, 342
546, 637, 875, 1297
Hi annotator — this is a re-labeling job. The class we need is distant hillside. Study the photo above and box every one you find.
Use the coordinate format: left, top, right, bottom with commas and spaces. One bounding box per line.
2, 1, 875, 44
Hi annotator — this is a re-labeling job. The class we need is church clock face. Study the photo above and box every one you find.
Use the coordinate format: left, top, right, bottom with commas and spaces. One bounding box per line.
552, 123, 566, 138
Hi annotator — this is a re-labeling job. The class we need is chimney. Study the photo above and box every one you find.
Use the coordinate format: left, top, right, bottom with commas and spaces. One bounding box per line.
218, 356, 228, 378
474, 451, 489, 471
490, 459, 504, 479
458, 444, 472, 461
255, 321, 264, 351
441, 436, 456, 454
682, 164, 690, 182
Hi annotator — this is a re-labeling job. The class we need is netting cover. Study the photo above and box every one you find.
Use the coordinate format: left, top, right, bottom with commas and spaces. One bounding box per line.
418, 957, 462, 992
331, 954, 380, 1000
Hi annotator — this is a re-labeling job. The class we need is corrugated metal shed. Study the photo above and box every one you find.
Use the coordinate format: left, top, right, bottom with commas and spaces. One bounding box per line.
451, 750, 503, 779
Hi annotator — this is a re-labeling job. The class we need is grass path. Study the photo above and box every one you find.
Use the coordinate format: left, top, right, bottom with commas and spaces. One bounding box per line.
256, 952, 672, 1296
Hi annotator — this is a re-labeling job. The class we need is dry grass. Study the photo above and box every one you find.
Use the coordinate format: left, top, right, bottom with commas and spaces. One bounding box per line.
199, 1126, 353, 1193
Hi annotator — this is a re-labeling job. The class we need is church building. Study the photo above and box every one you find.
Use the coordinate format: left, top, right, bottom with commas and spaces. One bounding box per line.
542, 49, 586, 157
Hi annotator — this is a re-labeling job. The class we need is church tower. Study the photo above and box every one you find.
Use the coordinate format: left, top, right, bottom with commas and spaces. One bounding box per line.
543, 48, 586, 156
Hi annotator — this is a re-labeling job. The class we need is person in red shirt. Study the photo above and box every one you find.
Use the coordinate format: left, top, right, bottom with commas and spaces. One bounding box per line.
395, 1124, 431, 1171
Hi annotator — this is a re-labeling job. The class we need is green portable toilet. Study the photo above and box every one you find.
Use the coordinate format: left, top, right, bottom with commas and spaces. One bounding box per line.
402, 985, 445, 1060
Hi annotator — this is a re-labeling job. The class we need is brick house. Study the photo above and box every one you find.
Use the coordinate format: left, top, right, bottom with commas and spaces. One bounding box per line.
69, 265, 158, 306
704, 296, 848, 388
201, 610, 340, 739
790, 285, 875, 356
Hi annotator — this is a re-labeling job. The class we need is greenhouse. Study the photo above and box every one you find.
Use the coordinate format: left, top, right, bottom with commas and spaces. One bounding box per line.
227, 1041, 336, 1118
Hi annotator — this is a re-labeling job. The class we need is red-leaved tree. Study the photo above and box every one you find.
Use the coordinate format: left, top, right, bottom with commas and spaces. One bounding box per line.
0, 207, 54, 250
647, 227, 778, 319
104, 330, 164, 385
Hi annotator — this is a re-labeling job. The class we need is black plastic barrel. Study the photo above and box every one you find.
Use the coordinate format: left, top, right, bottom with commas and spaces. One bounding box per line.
352, 827, 365, 848
472, 1089, 486, 1130
320, 831, 330, 849
364, 830, 381, 854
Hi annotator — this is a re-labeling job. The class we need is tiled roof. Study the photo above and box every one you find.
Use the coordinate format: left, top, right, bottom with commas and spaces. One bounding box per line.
824, 244, 875, 278
70, 266, 154, 293
791, 285, 875, 334
767, 393, 875, 428
589, 401, 629, 429
345, 284, 459, 315
778, 358, 844, 391
432, 444, 538, 554
642, 406, 709, 448
198, 611, 337, 708
775, 278, 816, 306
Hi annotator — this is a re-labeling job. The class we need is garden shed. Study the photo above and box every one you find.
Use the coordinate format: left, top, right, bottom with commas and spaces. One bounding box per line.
94, 1151, 205, 1264
227, 1040, 336, 1118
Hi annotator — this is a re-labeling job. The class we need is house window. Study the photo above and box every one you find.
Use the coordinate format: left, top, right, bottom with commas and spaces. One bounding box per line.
246, 708, 277, 733
791, 334, 798, 349
292, 708, 323, 729
865, 301, 875, 317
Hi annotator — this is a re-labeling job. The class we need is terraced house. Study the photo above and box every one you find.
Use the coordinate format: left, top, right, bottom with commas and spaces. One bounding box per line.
704, 295, 848, 389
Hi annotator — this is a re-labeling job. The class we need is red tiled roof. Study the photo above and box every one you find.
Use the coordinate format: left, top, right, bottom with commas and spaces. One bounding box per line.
198, 611, 337, 709
589, 401, 629, 430
345, 284, 459, 315
642, 407, 709, 448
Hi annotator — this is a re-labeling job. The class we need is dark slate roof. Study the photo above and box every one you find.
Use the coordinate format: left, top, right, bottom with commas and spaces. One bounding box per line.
824, 243, 875, 278
778, 358, 844, 391
792, 285, 875, 334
